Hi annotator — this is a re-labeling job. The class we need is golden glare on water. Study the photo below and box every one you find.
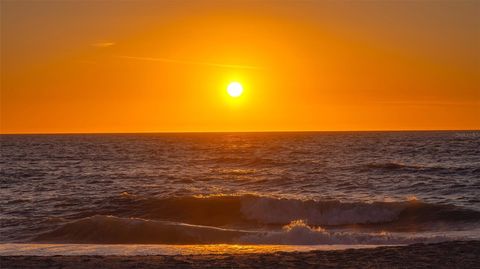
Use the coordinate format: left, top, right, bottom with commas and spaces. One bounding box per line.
0, 244, 378, 255
227, 82, 243, 97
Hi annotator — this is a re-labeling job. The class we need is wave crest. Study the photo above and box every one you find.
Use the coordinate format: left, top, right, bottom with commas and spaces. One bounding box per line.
240, 197, 405, 225
115, 194, 480, 228
35, 217, 466, 245
34, 215, 245, 244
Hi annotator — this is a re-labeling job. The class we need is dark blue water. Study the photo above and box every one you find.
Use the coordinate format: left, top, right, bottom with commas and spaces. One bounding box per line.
1, 131, 479, 244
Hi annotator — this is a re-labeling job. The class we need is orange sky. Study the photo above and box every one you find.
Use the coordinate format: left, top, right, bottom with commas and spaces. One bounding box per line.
1, 1, 479, 133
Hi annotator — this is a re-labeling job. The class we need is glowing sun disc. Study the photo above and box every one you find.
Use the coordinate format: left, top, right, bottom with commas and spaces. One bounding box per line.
227, 82, 243, 97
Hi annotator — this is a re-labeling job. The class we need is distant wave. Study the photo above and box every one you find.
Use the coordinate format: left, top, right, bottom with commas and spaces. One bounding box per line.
110, 194, 480, 229
364, 162, 418, 170
361, 162, 478, 175
34, 217, 463, 245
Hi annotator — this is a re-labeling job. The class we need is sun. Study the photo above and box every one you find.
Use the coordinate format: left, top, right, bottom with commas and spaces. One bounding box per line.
227, 82, 243, 97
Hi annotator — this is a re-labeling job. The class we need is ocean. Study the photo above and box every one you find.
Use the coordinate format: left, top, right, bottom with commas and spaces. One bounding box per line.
1, 131, 479, 252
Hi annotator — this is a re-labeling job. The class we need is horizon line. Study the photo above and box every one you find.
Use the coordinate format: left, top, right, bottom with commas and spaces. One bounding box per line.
1, 129, 479, 135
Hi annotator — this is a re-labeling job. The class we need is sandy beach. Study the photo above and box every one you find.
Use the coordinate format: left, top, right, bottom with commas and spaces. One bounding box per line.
2, 241, 479, 269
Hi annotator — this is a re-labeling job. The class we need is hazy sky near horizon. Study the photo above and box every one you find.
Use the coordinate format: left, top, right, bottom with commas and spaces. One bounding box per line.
1, 0, 479, 133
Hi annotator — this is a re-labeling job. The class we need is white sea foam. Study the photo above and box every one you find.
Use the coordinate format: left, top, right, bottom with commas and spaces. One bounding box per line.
239, 220, 463, 245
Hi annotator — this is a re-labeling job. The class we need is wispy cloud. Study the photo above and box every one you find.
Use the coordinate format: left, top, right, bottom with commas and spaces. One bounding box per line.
92, 42, 115, 48
77, 60, 97, 65
376, 101, 480, 106
116, 55, 262, 70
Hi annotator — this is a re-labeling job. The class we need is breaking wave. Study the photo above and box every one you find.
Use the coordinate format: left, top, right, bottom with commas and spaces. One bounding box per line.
31, 194, 480, 244
113, 194, 480, 228
34, 217, 465, 245
239, 220, 457, 245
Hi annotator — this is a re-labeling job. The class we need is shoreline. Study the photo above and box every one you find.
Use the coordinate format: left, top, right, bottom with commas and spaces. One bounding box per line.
0, 243, 383, 256
1, 241, 479, 268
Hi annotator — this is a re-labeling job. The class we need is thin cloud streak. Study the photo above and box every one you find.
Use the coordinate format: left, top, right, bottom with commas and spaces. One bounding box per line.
116, 55, 263, 70
92, 42, 115, 48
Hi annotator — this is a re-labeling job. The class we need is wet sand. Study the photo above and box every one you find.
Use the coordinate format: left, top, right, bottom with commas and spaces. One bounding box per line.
1, 241, 479, 269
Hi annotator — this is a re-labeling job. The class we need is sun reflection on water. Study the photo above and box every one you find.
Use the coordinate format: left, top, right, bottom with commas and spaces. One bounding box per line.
0, 244, 378, 256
